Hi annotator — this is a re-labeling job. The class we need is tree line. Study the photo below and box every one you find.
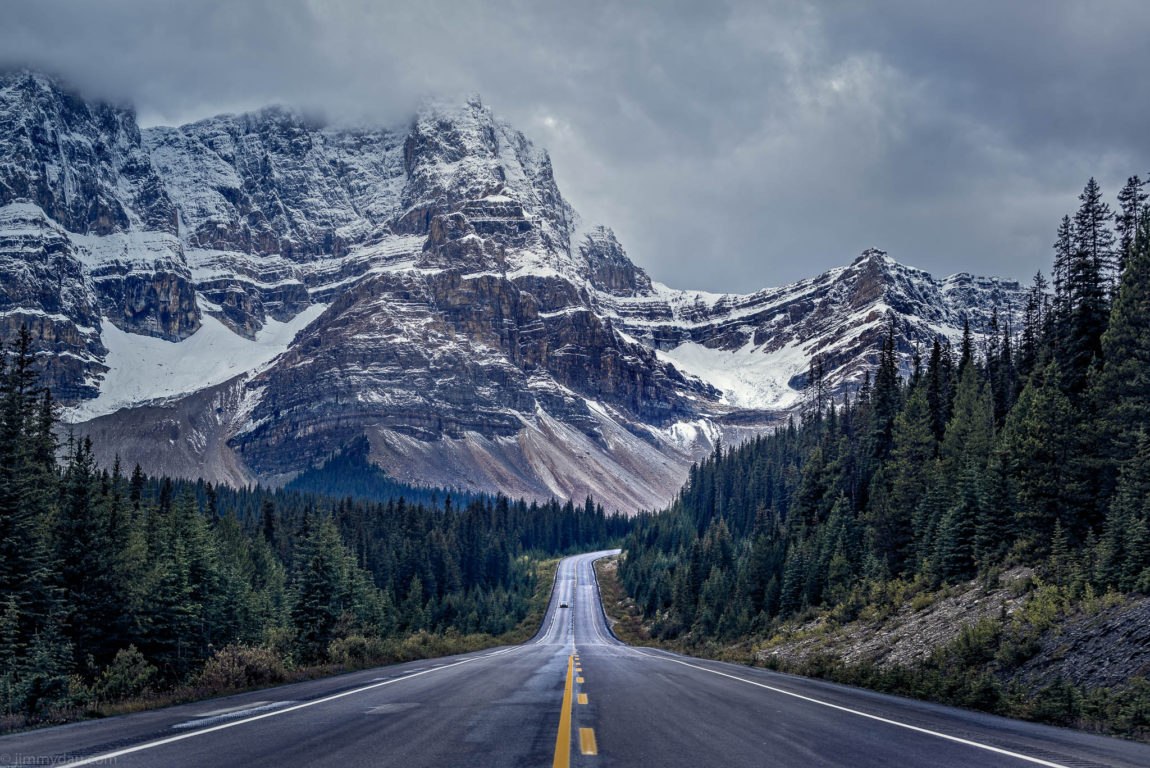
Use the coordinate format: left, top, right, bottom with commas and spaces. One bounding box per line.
620, 175, 1150, 641
0, 337, 629, 723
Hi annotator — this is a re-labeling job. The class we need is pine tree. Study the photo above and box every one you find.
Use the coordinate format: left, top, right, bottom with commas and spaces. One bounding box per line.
172, 489, 224, 659
804, 355, 828, 419
1092, 211, 1150, 488
1052, 215, 1074, 320
1074, 178, 1117, 277
869, 323, 902, 461
881, 386, 935, 574
959, 318, 974, 374
1059, 178, 1115, 395
778, 547, 806, 616
934, 465, 983, 583
57, 437, 126, 670
991, 313, 1016, 424
975, 454, 1014, 569
925, 337, 954, 443
998, 363, 1079, 557
0, 332, 58, 668
941, 364, 995, 479
291, 517, 352, 661
1103, 434, 1150, 591
1049, 519, 1072, 586
912, 461, 948, 576
137, 506, 199, 680
1116, 175, 1147, 275
16, 608, 73, 716
1018, 271, 1049, 381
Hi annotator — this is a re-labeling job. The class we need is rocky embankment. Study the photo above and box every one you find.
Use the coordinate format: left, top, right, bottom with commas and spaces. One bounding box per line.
759, 570, 1150, 697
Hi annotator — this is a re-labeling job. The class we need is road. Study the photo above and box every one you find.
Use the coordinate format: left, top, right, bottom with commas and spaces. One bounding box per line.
2, 551, 1148, 767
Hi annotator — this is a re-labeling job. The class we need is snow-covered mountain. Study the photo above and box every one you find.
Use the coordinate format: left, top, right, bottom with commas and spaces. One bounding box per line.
0, 70, 1024, 511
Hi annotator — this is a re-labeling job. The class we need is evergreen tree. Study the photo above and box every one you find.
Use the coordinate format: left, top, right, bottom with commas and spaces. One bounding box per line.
940, 364, 995, 479
1052, 215, 1074, 322
1115, 175, 1147, 274
880, 386, 935, 574
869, 323, 902, 461
1099, 434, 1150, 591
1074, 176, 1117, 275
57, 437, 126, 670
958, 318, 974, 374
1092, 211, 1150, 489
1059, 178, 1115, 395
911, 462, 949, 575
0, 331, 58, 669
925, 337, 953, 443
1018, 271, 1049, 381
292, 517, 355, 660
934, 465, 983, 583
997, 363, 1079, 557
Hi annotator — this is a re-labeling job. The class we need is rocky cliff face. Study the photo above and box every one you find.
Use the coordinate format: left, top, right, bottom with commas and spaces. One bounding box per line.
0, 203, 105, 400
0, 70, 1027, 511
598, 248, 1023, 411
0, 72, 174, 236
0, 69, 198, 399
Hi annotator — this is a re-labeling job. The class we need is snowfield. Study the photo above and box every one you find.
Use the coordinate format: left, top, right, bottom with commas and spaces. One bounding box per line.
657, 339, 809, 411
65, 302, 329, 422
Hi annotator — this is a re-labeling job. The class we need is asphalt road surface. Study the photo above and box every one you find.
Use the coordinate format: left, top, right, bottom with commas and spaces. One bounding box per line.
2, 551, 1148, 767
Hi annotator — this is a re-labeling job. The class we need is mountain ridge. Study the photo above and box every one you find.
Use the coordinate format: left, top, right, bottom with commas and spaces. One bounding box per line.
0, 70, 1025, 511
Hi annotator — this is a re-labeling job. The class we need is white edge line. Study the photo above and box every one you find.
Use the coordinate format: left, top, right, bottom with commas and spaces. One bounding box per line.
65, 648, 524, 767
64, 555, 582, 766
636, 651, 1072, 768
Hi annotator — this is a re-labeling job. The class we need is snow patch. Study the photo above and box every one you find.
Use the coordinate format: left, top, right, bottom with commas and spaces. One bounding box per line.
66, 302, 329, 421
661, 418, 722, 451
658, 339, 808, 411
70, 229, 185, 270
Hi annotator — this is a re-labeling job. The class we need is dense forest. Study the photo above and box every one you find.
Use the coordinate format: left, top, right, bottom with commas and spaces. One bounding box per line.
618, 177, 1150, 722
0, 345, 629, 726
284, 434, 484, 508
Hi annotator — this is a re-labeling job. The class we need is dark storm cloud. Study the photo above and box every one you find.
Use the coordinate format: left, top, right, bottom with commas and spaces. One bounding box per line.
1, 0, 1146, 291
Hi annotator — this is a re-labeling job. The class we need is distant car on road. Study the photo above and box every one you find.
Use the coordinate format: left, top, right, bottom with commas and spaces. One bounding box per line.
559, 602, 569, 608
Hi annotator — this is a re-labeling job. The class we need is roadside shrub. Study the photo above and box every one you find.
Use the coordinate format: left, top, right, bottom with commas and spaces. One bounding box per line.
93, 646, 156, 702
196, 645, 287, 693
328, 635, 391, 667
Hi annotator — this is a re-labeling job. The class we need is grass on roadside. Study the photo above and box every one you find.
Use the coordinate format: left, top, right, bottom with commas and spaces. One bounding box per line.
593, 555, 653, 646
4, 558, 562, 733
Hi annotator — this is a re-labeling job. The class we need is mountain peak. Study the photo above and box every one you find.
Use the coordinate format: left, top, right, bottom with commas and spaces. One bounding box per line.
580, 226, 653, 296
852, 247, 892, 266
0, 68, 1027, 512
0, 68, 83, 98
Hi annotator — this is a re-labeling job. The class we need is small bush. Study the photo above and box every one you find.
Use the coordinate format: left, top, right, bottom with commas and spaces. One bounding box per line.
94, 646, 157, 702
328, 635, 391, 667
196, 645, 287, 694
910, 592, 936, 612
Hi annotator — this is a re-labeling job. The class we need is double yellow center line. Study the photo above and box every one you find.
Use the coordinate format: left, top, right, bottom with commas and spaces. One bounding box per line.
552, 652, 596, 767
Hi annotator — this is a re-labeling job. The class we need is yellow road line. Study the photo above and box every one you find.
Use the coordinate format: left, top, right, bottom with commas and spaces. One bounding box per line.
576, 676, 584, 684
578, 693, 588, 705
579, 727, 598, 755
552, 655, 575, 768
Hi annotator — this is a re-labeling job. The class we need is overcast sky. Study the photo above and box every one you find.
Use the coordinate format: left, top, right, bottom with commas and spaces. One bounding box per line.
3, 0, 1146, 291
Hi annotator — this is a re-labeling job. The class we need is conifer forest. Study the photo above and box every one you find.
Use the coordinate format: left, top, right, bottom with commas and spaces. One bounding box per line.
618, 177, 1150, 732
0, 342, 627, 725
